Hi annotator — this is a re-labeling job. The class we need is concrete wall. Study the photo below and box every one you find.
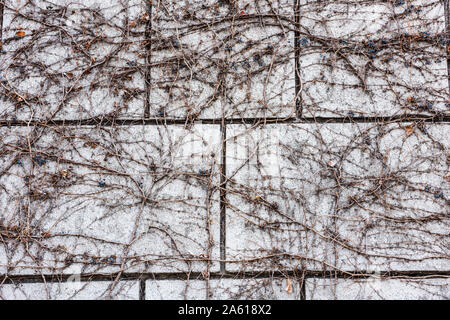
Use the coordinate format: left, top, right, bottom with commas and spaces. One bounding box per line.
0, 0, 448, 299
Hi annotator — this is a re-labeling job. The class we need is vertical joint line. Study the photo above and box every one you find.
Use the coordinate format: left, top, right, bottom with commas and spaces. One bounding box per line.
445, 0, 450, 92
300, 275, 306, 300
144, 1, 152, 117
139, 278, 146, 300
294, 0, 302, 118
0, 1, 4, 43
294, 268, 307, 300
219, 122, 227, 274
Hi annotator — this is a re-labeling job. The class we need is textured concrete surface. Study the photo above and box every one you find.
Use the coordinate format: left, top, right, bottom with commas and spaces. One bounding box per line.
0, 125, 221, 274
0, 0, 146, 120
0, 0, 449, 300
0, 280, 139, 300
306, 278, 449, 300
225, 123, 449, 272
150, 0, 295, 119
299, 0, 449, 117
146, 277, 302, 300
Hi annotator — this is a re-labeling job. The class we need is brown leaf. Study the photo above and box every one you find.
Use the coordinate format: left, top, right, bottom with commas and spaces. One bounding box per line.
15, 30, 26, 37
407, 96, 415, 103
405, 125, 414, 136
129, 21, 137, 28
285, 278, 293, 294
140, 13, 150, 21
445, 173, 450, 183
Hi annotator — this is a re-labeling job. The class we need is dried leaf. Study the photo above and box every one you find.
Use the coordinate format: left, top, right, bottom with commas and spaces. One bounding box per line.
85, 141, 97, 149
407, 96, 415, 103
129, 21, 137, 28
445, 173, 450, 183
15, 30, 26, 37
140, 13, 150, 21
405, 125, 414, 136
285, 278, 293, 294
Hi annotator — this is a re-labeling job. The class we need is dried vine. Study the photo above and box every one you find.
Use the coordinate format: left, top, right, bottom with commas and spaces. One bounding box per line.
0, 0, 448, 299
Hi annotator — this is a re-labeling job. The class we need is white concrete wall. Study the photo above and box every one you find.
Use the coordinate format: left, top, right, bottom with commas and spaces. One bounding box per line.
0, 0, 448, 299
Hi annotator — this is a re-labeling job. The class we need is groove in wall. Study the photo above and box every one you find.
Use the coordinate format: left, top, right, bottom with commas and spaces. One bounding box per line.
1, 114, 449, 128
300, 278, 306, 300
294, 0, 302, 118
219, 122, 227, 274
0, 1, 3, 65
0, 2, 3, 42
144, 1, 152, 117
445, 0, 450, 91
1, 270, 449, 285
139, 278, 146, 300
